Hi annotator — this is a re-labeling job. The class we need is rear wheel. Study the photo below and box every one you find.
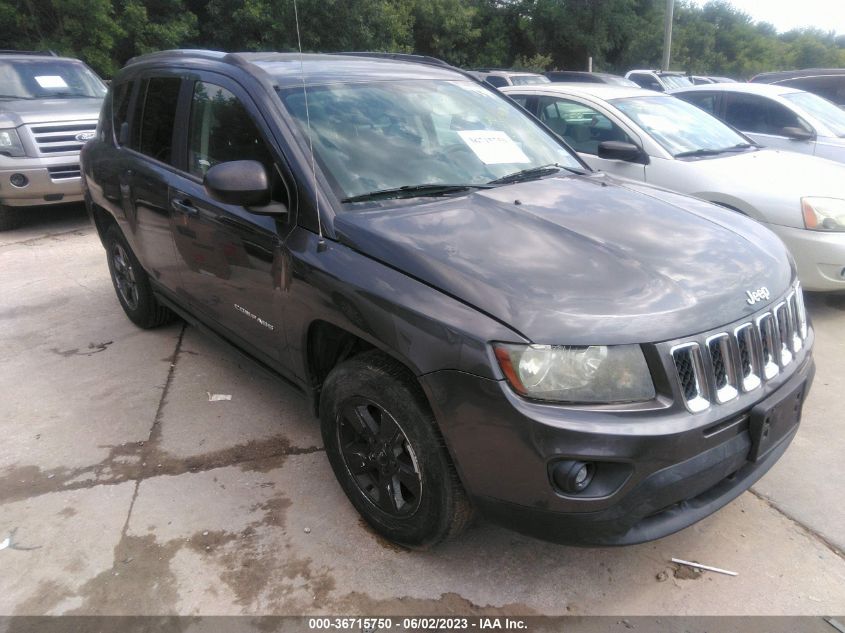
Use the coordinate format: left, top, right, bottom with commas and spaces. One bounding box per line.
320, 351, 473, 548
104, 225, 174, 328
0, 205, 21, 231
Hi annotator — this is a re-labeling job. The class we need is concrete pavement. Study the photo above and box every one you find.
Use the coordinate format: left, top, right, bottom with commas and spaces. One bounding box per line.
1, 207, 844, 616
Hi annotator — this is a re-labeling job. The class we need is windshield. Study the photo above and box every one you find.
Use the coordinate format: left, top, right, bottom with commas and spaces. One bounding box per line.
659, 74, 693, 89
511, 75, 551, 86
0, 60, 106, 100
614, 95, 749, 156
279, 79, 582, 202
782, 91, 845, 138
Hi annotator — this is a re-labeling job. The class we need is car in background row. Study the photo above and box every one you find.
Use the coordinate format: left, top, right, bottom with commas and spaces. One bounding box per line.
545, 70, 638, 87
751, 68, 845, 108
502, 83, 845, 292
467, 69, 550, 88
625, 69, 692, 92
84, 50, 814, 549
0, 50, 106, 230
690, 75, 735, 85
671, 83, 845, 165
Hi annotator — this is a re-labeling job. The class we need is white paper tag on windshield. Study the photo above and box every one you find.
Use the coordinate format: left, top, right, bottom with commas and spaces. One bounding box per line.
35, 75, 68, 89
457, 130, 530, 164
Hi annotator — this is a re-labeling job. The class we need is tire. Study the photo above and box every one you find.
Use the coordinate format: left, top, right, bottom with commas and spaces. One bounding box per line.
0, 205, 21, 231
320, 350, 473, 549
104, 225, 174, 328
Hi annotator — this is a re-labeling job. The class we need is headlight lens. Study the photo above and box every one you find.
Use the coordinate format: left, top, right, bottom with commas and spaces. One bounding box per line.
801, 197, 845, 232
0, 128, 26, 157
493, 343, 655, 403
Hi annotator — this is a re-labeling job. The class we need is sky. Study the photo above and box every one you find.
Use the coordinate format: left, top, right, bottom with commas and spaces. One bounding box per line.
690, 0, 845, 35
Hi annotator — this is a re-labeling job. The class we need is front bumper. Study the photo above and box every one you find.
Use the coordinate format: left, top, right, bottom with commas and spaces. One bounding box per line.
421, 329, 814, 546
0, 155, 83, 207
767, 223, 845, 292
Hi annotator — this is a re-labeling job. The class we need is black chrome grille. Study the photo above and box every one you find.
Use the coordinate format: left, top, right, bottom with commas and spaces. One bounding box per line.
47, 165, 81, 180
671, 284, 808, 413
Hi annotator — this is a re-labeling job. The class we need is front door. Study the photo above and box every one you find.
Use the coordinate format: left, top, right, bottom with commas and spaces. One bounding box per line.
169, 73, 295, 365
722, 92, 816, 156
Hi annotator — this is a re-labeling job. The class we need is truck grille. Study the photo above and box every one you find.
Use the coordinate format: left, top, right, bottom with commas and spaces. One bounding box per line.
25, 120, 97, 156
47, 165, 81, 180
671, 283, 808, 413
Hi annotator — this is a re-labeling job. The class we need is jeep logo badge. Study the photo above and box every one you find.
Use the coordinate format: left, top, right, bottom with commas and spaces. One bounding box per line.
75, 131, 96, 142
746, 286, 770, 305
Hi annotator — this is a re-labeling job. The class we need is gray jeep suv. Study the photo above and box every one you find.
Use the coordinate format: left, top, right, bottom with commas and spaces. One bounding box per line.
82, 50, 814, 548
0, 51, 106, 229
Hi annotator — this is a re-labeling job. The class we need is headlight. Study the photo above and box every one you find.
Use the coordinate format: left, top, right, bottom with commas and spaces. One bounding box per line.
801, 197, 845, 232
0, 128, 26, 157
493, 343, 655, 403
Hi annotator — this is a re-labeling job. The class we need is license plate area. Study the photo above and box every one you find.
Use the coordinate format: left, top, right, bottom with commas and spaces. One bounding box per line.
749, 380, 806, 462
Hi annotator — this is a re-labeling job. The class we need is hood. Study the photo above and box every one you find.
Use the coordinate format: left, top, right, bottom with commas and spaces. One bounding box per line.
334, 173, 793, 344
681, 148, 845, 228
0, 97, 103, 127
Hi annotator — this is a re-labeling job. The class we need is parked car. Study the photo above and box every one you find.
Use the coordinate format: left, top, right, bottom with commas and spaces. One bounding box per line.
545, 70, 638, 87
690, 75, 736, 85
468, 69, 550, 88
502, 83, 845, 292
751, 68, 845, 108
84, 50, 814, 549
0, 50, 106, 229
671, 83, 845, 164
625, 69, 693, 92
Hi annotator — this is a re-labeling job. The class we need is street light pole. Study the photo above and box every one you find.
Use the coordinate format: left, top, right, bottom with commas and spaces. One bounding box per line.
662, 0, 675, 71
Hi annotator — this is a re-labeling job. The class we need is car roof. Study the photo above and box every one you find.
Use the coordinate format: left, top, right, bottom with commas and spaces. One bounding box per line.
669, 82, 803, 97
123, 50, 469, 87
0, 54, 86, 63
753, 68, 845, 83
501, 83, 658, 100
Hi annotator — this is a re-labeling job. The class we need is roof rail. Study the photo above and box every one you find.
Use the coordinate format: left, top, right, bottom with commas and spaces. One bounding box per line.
126, 49, 227, 66
0, 49, 58, 56
332, 52, 454, 69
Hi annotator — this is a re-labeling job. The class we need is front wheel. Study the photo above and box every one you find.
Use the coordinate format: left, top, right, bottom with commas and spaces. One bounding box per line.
0, 205, 20, 231
320, 351, 473, 548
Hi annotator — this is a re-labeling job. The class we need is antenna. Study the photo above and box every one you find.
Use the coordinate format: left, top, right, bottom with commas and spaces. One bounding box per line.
293, 0, 326, 252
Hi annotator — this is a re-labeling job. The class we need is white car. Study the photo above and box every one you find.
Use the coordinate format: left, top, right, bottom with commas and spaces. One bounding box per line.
670, 82, 845, 164
624, 70, 693, 92
501, 84, 845, 291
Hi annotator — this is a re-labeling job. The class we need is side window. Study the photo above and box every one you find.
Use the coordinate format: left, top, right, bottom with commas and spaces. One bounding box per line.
787, 77, 845, 106
111, 80, 132, 144
537, 96, 633, 155
724, 94, 804, 135
681, 92, 717, 114
129, 77, 181, 163
187, 81, 274, 178
630, 73, 663, 92
485, 75, 508, 88
508, 94, 530, 108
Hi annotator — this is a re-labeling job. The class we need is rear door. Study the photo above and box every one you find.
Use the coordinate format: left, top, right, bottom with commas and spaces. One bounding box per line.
167, 71, 295, 365
121, 72, 185, 292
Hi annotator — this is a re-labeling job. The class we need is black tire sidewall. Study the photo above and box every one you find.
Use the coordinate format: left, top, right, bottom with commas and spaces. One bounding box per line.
104, 226, 160, 327
321, 354, 458, 548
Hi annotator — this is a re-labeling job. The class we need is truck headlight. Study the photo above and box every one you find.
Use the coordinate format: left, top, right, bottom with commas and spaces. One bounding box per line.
493, 343, 655, 403
802, 197, 845, 232
0, 128, 26, 157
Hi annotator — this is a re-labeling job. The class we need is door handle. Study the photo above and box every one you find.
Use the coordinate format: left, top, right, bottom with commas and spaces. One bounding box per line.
171, 197, 199, 216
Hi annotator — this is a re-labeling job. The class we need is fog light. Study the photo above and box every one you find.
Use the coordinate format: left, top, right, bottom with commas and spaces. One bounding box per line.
10, 173, 28, 187
553, 460, 595, 494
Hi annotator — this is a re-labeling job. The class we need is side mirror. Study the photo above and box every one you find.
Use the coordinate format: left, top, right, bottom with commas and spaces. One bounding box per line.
204, 160, 272, 208
598, 141, 648, 164
782, 126, 814, 141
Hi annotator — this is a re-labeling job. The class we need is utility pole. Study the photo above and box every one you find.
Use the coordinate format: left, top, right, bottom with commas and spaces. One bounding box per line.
662, 0, 674, 71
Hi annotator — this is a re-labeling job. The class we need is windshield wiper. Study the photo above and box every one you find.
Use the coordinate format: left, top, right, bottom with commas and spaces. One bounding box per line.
341, 183, 493, 203
0, 95, 36, 100
675, 143, 757, 158
487, 163, 566, 185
